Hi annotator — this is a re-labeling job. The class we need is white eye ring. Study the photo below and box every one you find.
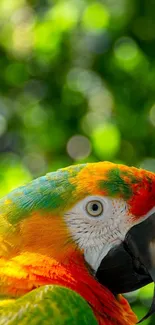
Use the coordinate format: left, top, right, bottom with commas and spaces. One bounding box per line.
86, 200, 103, 217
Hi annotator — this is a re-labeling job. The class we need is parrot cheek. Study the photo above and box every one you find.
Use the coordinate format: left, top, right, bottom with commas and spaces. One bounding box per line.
96, 211, 155, 323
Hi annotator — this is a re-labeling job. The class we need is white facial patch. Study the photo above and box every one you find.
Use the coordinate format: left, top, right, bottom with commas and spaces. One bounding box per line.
64, 195, 133, 272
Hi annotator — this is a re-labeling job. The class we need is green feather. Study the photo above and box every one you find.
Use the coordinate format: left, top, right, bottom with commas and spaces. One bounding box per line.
0, 285, 97, 325
99, 167, 137, 199
0, 164, 86, 226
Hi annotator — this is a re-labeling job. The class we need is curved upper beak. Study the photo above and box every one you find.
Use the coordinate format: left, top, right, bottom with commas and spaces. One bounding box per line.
96, 212, 155, 323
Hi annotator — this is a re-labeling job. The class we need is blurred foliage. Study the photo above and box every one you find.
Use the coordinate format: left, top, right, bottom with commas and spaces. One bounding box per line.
0, 0, 155, 322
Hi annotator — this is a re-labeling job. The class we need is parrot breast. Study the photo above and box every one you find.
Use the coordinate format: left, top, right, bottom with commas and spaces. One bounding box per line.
0, 249, 137, 325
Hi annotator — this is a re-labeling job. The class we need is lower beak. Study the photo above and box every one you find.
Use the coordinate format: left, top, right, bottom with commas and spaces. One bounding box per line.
96, 212, 155, 323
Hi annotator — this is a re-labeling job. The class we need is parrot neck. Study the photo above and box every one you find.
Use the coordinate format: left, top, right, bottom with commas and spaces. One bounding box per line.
0, 251, 137, 325
1, 212, 78, 261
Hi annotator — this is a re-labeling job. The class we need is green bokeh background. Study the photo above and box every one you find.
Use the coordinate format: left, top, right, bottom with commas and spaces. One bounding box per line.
0, 0, 155, 323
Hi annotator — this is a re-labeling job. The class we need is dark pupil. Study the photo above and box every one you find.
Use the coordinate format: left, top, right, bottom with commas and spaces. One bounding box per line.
92, 203, 99, 211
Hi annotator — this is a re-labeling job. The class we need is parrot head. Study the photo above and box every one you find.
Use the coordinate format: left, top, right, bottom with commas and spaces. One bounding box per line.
63, 162, 155, 293
1, 161, 155, 323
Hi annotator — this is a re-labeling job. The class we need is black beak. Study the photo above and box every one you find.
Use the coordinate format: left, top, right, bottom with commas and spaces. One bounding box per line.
96, 212, 155, 323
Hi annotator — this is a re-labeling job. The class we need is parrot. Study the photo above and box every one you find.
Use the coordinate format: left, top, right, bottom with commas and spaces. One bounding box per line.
1, 161, 155, 325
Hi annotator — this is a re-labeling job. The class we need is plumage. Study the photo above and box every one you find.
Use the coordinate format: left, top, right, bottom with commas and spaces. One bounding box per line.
1, 161, 155, 324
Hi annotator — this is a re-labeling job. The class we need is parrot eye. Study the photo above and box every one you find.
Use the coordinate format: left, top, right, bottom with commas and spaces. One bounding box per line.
86, 200, 103, 217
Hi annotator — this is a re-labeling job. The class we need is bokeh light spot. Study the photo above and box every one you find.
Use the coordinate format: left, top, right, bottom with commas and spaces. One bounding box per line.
0, 0, 24, 18
34, 21, 61, 61
92, 124, 121, 159
23, 152, 47, 176
49, 1, 78, 31
114, 37, 141, 71
22, 105, 48, 128
67, 68, 102, 96
82, 3, 110, 30
67, 135, 91, 160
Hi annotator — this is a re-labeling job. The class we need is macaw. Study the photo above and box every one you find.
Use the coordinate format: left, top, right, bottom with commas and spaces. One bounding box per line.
1, 162, 155, 325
